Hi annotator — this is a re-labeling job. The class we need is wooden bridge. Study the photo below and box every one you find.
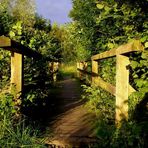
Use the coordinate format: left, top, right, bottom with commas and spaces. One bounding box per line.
0, 36, 144, 146
77, 40, 144, 124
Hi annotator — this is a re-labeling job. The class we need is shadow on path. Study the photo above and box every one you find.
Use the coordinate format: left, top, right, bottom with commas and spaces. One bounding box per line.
45, 76, 98, 147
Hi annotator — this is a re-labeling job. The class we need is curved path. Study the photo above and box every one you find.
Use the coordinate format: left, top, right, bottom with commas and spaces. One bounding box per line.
45, 77, 98, 147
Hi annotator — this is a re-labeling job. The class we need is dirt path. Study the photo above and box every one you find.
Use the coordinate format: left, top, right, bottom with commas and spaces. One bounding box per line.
45, 77, 98, 147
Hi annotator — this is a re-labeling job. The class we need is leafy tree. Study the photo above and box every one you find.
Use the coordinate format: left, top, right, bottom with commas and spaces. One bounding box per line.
0, 0, 36, 26
12, 0, 36, 26
60, 22, 91, 63
34, 14, 51, 32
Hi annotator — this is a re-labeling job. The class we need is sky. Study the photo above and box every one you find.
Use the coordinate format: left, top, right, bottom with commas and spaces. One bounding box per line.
35, 0, 72, 25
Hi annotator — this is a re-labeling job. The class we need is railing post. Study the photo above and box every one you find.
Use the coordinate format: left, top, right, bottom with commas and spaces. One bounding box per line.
79, 62, 83, 80
77, 62, 80, 78
92, 60, 98, 84
11, 52, 24, 96
116, 55, 130, 125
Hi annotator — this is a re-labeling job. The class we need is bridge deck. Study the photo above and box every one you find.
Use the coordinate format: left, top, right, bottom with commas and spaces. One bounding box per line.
45, 77, 98, 147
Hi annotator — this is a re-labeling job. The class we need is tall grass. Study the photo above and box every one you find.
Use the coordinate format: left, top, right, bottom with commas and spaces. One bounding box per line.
0, 91, 45, 148
0, 116, 46, 148
58, 63, 77, 78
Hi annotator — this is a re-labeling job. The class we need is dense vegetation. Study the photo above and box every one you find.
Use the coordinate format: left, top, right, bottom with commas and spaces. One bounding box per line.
0, 0, 147, 147
68, 0, 148, 147
0, 0, 62, 146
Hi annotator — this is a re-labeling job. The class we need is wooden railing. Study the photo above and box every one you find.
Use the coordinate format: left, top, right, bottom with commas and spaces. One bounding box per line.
77, 40, 144, 124
0, 36, 42, 96
0, 36, 59, 97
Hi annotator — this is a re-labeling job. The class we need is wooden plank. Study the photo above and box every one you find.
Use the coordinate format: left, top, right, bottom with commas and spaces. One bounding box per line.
77, 69, 97, 76
116, 55, 130, 124
0, 36, 41, 58
92, 60, 98, 84
0, 36, 11, 47
129, 85, 136, 95
11, 52, 24, 95
91, 40, 144, 61
78, 67, 135, 97
77, 62, 80, 78
77, 62, 87, 80
93, 76, 116, 96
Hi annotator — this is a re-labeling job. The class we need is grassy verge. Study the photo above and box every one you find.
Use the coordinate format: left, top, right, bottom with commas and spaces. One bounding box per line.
58, 63, 77, 79
0, 116, 46, 148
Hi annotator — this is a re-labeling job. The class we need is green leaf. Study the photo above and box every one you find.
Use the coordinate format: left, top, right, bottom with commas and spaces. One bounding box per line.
104, 6, 110, 11
135, 79, 145, 88
9, 31, 15, 38
107, 43, 114, 49
144, 42, 148, 48
96, 4, 104, 9
131, 61, 139, 69
141, 51, 148, 59
140, 36, 147, 43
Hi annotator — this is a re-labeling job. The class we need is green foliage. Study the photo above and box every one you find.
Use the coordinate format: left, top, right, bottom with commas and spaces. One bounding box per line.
34, 14, 51, 32
70, 0, 148, 53
129, 50, 148, 118
100, 58, 116, 85
0, 90, 15, 118
0, 50, 10, 89
61, 23, 91, 63
71, 1, 147, 144
0, 0, 63, 119
82, 85, 147, 147
82, 85, 115, 121
58, 64, 77, 78
109, 121, 147, 148
0, 117, 45, 148
0, 11, 14, 35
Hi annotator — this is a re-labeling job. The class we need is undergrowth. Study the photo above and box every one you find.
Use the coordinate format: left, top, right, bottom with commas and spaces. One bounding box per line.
58, 63, 77, 78
82, 84, 147, 148
0, 91, 46, 148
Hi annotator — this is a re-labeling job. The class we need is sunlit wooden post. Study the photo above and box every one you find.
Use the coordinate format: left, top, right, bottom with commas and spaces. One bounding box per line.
83, 62, 88, 82
77, 62, 80, 78
92, 60, 98, 84
116, 55, 130, 125
11, 52, 24, 95
79, 62, 83, 80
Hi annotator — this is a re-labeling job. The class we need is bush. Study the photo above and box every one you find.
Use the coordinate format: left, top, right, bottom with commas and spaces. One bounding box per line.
82, 85, 147, 147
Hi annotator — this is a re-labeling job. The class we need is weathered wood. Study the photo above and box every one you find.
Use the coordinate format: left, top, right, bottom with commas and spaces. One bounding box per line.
91, 40, 144, 61
11, 52, 24, 94
92, 60, 98, 84
0, 36, 11, 47
129, 85, 136, 95
116, 55, 130, 124
77, 62, 87, 80
78, 66, 135, 96
0, 36, 41, 58
77, 62, 80, 78
93, 76, 116, 96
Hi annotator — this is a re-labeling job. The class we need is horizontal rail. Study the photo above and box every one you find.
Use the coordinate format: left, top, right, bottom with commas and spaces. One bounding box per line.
91, 40, 144, 61
78, 68, 135, 96
77, 68, 98, 77
0, 36, 42, 58
94, 76, 116, 96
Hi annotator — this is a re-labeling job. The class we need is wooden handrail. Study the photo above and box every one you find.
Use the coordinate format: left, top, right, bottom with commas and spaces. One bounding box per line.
77, 39, 144, 125
0, 36, 42, 58
91, 40, 144, 61
0, 36, 43, 96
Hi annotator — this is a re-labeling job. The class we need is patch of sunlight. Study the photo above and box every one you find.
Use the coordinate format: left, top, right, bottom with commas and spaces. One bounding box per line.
59, 63, 77, 77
